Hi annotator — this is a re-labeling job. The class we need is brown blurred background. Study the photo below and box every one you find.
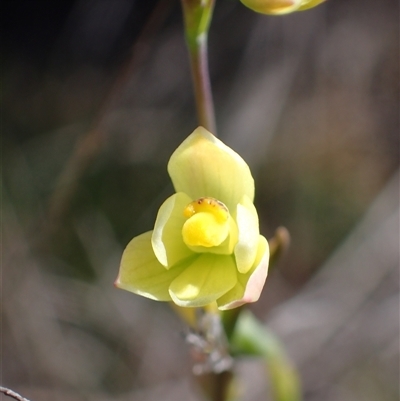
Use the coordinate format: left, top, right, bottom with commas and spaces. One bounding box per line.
2, 0, 399, 400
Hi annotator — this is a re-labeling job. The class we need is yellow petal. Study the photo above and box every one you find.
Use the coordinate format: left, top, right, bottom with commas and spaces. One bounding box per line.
169, 253, 237, 307
182, 212, 230, 248
115, 231, 190, 301
185, 217, 238, 255
152, 192, 194, 268
168, 127, 254, 212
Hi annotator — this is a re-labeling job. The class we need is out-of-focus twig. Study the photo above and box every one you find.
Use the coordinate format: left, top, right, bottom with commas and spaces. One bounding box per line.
0, 387, 31, 401
268, 226, 291, 272
43, 0, 173, 239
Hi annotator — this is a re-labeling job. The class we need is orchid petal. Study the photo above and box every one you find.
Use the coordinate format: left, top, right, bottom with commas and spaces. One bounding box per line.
116, 231, 190, 301
182, 212, 229, 248
234, 196, 260, 274
217, 235, 269, 310
152, 192, 193, 268
167, 127, 254, 212
186, 217, 238, 255
169, 254, 237, 307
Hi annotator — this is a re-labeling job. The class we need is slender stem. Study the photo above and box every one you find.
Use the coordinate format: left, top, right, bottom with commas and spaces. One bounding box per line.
189, 34, 217, 134
179, 3, 233, 400
180, 0, 217, 135
187, 308, 234, 401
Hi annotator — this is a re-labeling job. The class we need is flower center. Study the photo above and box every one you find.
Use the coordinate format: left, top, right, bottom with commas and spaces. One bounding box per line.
182, 197, 230, 248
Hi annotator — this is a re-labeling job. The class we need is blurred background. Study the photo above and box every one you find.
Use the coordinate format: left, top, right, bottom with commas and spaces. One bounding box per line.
2, 0, 399, 400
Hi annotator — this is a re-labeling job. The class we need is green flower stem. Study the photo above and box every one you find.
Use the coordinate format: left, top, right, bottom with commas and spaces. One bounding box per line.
180, 0, 217, 135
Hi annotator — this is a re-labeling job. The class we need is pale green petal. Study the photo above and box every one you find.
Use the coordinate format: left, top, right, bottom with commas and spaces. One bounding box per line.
169, 253, 237, 307
152, 192, 194, 268
116, 231, 190, 301
167, 127, 254, 212
217, 235, 269, 310
234, 196, 260, 274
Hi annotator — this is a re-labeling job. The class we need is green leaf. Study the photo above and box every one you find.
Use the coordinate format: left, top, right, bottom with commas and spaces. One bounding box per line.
231, 311, 302, 401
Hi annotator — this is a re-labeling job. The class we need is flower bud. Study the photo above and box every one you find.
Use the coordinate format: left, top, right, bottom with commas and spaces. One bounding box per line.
240, 0, 326, 15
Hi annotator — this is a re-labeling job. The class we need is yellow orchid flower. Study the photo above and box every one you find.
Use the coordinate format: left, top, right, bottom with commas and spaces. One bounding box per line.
240, 0, 326, 15
115, 127, 269, 310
